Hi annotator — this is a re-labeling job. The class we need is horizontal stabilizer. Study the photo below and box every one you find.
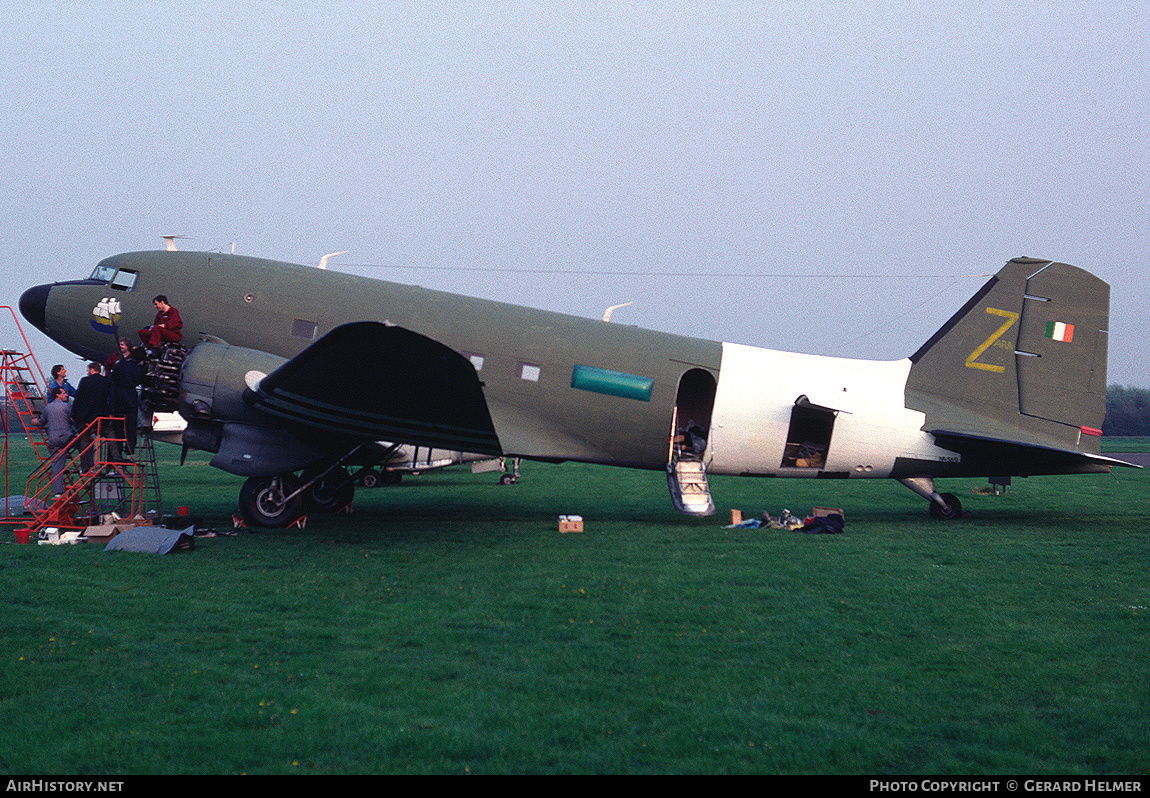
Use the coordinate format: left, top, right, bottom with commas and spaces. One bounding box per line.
928, 430, 1138, 477
247, 321, 502, 455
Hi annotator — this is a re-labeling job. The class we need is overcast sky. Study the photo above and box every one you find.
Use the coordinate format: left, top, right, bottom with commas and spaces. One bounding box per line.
3, 1, 1147, 385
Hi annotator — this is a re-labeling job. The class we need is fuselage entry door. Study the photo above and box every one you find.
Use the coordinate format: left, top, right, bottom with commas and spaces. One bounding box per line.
667, 368, 718, 516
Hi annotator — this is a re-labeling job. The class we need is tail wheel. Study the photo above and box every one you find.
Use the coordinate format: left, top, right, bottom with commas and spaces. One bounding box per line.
928, 492, 963, 520
239, 474, 304, 528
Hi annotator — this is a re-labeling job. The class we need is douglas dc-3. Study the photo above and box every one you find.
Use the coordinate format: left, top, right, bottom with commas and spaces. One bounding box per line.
18, 250, 1131, 527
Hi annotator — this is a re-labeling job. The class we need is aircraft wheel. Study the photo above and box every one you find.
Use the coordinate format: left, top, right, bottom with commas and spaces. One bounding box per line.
928, 492, 963, 520
239, 474, 304, 528
498, 473, 518, 485
302, 466, 355, 513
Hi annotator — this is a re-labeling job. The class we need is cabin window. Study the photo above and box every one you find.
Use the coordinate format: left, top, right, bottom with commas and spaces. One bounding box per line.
519, 362, 541, 382
87, 264, 137, 290
461, 352, 485, 371
291, 319, 318, 340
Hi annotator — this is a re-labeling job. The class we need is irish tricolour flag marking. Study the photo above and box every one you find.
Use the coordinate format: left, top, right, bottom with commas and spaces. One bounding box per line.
1045, 320, 1074, 342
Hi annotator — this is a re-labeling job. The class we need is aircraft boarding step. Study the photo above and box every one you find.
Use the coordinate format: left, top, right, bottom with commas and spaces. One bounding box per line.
667, 457, 715, 517
16, 417, 163, 535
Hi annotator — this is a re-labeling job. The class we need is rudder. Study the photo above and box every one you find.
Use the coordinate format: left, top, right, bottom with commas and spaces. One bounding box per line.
1014, 261, 1109, 432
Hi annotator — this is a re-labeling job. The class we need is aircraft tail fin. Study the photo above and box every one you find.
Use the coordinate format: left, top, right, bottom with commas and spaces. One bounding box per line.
906, 257, 1109, 453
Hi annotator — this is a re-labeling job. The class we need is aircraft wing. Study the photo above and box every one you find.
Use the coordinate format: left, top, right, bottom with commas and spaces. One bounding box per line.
245, 321, 503, 456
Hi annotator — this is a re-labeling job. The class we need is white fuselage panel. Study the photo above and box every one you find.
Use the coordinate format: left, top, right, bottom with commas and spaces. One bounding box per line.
708, 342, 952, 477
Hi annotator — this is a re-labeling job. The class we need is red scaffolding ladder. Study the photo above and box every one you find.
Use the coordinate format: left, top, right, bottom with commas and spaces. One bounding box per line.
3, 350, 49, 457
0, 305, 162, 539
16, 416, 149, 536
1, 307, 49, 525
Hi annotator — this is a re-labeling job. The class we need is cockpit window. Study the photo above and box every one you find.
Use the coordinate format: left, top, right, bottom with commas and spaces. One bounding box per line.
88, 265, 138, 291
90, 264, 117, 283
111, 270, 138, 291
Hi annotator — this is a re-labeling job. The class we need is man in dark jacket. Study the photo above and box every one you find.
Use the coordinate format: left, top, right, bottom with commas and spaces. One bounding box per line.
71, 362, 112, 471
109, 347, 145, 459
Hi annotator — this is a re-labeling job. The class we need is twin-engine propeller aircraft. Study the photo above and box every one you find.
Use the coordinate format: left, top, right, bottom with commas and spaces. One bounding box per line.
19, 250, 1132, 527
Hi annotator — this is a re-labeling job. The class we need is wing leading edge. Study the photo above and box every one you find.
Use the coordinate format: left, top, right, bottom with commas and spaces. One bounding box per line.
246, 321, 502, 455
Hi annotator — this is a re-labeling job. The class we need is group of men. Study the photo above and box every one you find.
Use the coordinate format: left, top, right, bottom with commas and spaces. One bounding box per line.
36, 296, 182, 495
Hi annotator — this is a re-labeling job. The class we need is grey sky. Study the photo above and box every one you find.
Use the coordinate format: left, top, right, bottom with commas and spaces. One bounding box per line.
3, 1, 1147, 385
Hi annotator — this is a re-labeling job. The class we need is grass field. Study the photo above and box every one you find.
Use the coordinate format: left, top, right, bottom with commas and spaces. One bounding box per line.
0, 439, 1147, 774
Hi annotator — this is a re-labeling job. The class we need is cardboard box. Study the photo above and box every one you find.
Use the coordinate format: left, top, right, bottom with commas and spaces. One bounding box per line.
558, 515, 584, 533
82, 524, 121, 543
83, 520, 153, 544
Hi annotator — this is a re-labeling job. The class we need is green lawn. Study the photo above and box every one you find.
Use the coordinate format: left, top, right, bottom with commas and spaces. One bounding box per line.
1102, 436, 1150, 453
0, 439, 1147, 774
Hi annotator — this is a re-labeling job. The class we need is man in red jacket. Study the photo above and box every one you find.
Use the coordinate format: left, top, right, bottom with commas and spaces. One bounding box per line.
139, 295, 183, 349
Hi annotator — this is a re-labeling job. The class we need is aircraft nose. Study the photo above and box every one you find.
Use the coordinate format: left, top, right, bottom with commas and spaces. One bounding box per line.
19, 283, 51, 332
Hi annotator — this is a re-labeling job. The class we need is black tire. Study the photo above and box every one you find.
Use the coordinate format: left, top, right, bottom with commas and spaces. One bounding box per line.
301, 466, 355, 513
239, 474, 304, 528
359, 469, 381, 489
928, 492, 963, 520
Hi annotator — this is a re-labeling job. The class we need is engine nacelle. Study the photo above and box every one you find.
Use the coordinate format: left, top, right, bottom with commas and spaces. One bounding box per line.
179, 341, 287, 425
177, 342, 330, 477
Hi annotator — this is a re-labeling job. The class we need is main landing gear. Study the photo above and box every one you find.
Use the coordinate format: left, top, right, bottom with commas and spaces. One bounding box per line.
899, 477, 964, 520
238, 464, 360, 528
300, 465, 355, 513
239, 474, 305, 528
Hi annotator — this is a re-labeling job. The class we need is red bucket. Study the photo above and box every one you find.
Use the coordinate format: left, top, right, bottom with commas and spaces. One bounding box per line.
14, 528, 30, 545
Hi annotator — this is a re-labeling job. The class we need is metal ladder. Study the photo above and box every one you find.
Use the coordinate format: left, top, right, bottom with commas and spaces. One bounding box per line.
667, 457, 716, 517
132, 425, 163, 521
1, 349, 49, 460
18, 417, 160, 534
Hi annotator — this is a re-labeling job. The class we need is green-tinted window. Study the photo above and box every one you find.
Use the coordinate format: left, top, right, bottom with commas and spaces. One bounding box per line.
570, 365, 653, 402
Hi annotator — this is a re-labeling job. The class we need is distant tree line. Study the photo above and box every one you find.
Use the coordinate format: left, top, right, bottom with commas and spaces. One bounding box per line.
1103, 384, 1150, 436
